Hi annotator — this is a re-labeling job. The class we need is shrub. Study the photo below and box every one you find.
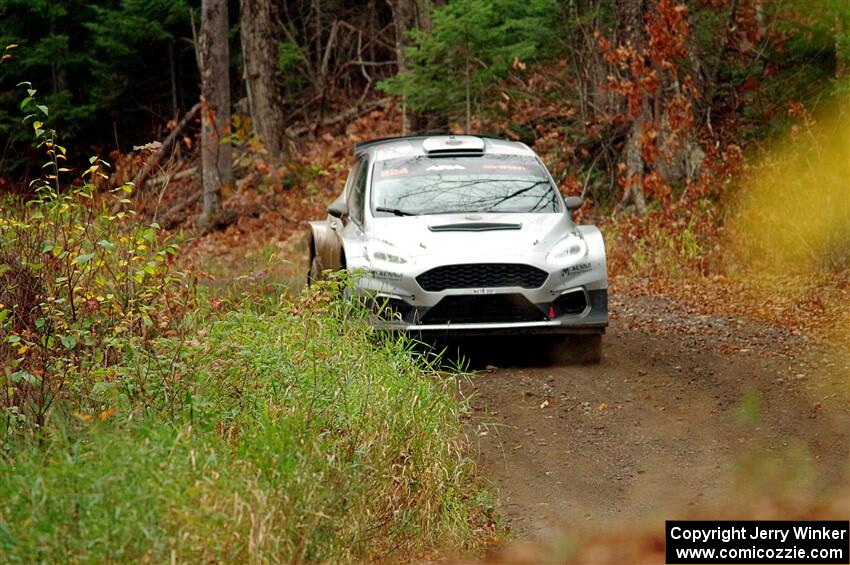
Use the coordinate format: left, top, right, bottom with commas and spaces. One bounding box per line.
0, 85, 190, 436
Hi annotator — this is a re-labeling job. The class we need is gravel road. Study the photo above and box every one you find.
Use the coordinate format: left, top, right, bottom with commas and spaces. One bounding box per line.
454, 294, 849, 543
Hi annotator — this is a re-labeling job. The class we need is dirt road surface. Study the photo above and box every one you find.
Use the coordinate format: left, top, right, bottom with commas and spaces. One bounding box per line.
453, 293, 849, 546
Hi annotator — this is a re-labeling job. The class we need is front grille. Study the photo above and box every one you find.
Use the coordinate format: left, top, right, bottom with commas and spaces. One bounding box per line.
421, 294, 546, 325
416, 263, 548, 292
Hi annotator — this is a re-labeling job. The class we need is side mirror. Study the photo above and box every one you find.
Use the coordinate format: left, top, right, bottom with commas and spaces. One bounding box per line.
563, 196, 583, 211
327, 199, 349, 219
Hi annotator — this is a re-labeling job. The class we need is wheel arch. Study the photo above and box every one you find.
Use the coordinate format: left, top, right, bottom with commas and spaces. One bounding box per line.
307, 220, 343, 273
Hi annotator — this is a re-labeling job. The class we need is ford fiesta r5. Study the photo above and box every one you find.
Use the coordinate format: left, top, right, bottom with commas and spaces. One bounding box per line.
307, 135, 608, 358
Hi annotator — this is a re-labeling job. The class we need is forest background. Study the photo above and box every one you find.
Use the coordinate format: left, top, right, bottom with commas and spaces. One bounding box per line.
0, 0, 848, 562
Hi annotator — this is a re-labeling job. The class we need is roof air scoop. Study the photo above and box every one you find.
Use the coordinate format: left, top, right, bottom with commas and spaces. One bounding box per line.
422, 135, 485, 157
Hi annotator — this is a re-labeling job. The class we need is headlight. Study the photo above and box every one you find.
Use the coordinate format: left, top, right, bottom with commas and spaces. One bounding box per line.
546, 233, 588, 267
364, 239, 411, 266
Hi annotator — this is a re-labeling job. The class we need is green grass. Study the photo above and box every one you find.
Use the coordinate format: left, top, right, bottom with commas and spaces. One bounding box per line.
0, 283, 487, 563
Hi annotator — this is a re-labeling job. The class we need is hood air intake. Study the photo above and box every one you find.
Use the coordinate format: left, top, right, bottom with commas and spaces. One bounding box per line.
428, 222, 522, 232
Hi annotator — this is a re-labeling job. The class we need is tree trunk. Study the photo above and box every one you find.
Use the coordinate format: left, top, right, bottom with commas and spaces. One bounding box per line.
623, 109, 647, 214
240, 0, 287, 158
465, 51, 471, 133
198, 0, 232, 230
391, 0, 418, 134
617, 0, 647, 215
169, 40, 179, 120
390, 0, 444, 134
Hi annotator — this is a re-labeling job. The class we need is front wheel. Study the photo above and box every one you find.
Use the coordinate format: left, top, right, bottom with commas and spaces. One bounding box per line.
575, 333, 602, 365
548, 333, 602, 365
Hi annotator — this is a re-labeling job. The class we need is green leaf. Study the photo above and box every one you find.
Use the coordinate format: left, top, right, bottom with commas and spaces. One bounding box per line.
11, 371, 40, 385
96, 239, 115, 251
92, 381, 112, 395
60, 335, 77, 350
36, 104, 49, 116
75, 253, 95, 265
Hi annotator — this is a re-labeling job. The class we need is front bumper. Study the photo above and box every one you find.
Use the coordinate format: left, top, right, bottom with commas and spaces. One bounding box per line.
364, 286, 608, 335
347, 227, 609, 335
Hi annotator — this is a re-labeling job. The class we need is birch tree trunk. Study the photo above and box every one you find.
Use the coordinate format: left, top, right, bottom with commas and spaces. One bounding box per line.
240, 0, 287, 158
198, 0, 232, 230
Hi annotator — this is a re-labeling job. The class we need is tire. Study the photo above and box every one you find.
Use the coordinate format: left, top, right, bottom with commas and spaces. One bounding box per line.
575, 333, 602, 365
548, 333, 602, 365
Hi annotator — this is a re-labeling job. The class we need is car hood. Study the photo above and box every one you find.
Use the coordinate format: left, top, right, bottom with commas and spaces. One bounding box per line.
368, 212, 571, 258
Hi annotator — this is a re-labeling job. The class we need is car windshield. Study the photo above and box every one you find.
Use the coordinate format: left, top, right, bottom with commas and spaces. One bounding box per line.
371, 155, 560, 216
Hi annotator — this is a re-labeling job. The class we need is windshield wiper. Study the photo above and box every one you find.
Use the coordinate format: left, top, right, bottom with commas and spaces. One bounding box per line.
375, 206, 416, 216
422, 209, 508, 215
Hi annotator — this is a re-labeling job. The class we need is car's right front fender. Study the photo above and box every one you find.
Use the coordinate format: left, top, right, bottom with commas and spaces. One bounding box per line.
308, 219, 344, 274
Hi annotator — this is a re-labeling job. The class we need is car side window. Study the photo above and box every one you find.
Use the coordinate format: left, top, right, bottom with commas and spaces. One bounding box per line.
346, 157, 368, 225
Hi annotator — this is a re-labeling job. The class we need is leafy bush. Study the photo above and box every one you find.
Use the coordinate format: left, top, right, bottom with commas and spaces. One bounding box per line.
0, 86, 189, 435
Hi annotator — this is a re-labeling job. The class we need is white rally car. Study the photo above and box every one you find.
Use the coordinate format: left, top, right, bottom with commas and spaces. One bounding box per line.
307, 135, 608, 360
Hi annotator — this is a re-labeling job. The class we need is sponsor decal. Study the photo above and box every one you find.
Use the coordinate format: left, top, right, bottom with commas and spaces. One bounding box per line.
426, 164, 466, 171
380, 167, 409, 177
370, 269, 403, 281
561, 262, 592, 277
481, 164, 527, 171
